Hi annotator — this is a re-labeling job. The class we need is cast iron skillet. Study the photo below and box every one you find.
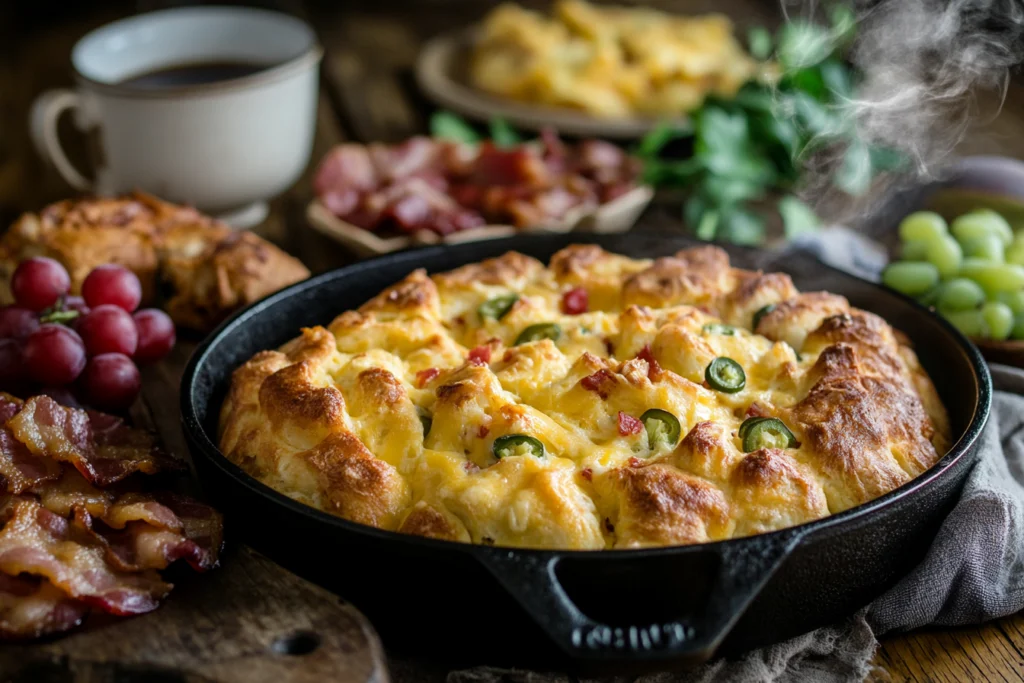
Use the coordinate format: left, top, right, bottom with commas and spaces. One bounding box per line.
180, 233, 990, 674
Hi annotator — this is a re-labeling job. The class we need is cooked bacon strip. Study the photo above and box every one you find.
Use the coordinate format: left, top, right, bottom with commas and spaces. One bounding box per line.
8, 396, 182, 486
0, 573, 88, 640
72, 500, 219, 574
34, 469, 113, 518
0, 499, 171, 616
0, 429, 62, 495
0, 394, 62, 495
313, 133, 640, 236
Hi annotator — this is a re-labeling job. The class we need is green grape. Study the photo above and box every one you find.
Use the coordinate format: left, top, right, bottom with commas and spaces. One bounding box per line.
942, 309, 988, 338
919, 285, 941, 307
898, 212, 948, 243
937, 278, 985, 311
962, 234, 1005, 263
1006, 241, 1024, 266
924, 235, 963, 278
1013, 313, 1024, 340
901, 240, 929, 261
958, 260, 1024, 294
951, 209, 1014, 246
882, 262, 940, 297
982, 301, 1014, 340
996, 290, 1024, 314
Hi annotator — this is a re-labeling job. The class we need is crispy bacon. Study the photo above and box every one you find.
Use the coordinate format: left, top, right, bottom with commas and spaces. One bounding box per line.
636, 345, 663, 381
0, 429, 62, 495
468, 345, 492, 365
314, 133, 640, 236
618, 412, 644, 436
72, 495, 221, 574
0, 573, 87, 640
561, 287, 589, 315
8, 396, 182, 486
0, 396, 223, 640
580, 467, 593, 482
416, 368, 440, 388
580, 369, 617, 399
477, 425, 490, 439
0, 499, 171, 616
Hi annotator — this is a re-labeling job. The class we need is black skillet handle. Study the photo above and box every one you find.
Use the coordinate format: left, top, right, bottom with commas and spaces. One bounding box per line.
478, 530, 803, 667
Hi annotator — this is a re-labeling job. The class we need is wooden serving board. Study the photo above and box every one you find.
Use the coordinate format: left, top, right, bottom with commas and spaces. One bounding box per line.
0, 342, 390, 683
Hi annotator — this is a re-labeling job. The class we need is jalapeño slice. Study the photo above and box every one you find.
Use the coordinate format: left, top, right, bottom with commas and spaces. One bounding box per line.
705, 357, 746, 393
478, 293, 519, 320
740, 417, 797, 452
493, 434, 546, 459
515, 322, 562, 345
752, 303, 776, 330
640, 409, 681, 449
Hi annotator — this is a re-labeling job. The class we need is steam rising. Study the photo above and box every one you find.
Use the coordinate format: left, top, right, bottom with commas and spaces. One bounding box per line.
787, 0, 1024, 223
849, 0, 1024, 172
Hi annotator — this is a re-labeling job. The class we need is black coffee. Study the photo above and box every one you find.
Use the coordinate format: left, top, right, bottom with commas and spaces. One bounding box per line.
117, 61, 271, 89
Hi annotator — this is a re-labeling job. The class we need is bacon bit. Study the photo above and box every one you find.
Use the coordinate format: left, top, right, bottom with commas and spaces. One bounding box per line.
702, 380, 711, 390
745, 402, 769, 418
636, 345, 662, 381
561, 287, 589, 315
604, 518, 615, 533
415, 368, 440, 388
477, 425, 490, 438
580, 467, 593, 482
617, 412, 644, 436
453, 315, 466, 326
468, 345, 492, 365
628, 457, 644, 468
603, 337, 615, 356
463, 461, 480, 473
580, 369, 616, 399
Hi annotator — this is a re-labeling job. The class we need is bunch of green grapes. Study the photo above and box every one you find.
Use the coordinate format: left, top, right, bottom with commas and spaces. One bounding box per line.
882, 210, 1024, 341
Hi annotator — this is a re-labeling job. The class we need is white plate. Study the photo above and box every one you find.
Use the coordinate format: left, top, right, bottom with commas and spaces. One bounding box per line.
414, 30, 687, 140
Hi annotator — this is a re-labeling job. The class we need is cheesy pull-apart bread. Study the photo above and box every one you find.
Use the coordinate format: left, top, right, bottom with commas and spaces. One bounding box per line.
0, 192, 310, 331
219, 245, 951, 550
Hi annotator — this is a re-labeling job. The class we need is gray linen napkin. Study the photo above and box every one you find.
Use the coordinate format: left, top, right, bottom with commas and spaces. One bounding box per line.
448, 365, 1024, 683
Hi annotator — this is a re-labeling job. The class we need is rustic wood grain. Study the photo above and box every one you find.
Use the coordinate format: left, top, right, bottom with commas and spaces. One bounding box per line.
0, 544, 389, 683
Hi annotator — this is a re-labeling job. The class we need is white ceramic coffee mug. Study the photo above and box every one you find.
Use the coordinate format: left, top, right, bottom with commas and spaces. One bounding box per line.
30, 6, 322, 226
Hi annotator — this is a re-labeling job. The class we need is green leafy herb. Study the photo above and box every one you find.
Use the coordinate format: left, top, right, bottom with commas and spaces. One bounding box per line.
636, 3, 904, 246
430, 111, 481, 144
489, 117, 522, 147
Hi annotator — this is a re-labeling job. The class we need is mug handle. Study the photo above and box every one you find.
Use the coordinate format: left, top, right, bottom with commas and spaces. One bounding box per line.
29, 89, 93, 192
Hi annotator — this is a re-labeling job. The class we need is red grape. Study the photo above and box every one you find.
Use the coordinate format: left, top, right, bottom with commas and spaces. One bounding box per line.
63, 296, 90, 316
79, 353, 140, 411
77, 304, 138, 357
81, 265, 142, 312
0, 339, 24, 389
132, 309, 175, 363
0, 307, 39, 340
11, 257, 70, 311
23, 324, 86, 386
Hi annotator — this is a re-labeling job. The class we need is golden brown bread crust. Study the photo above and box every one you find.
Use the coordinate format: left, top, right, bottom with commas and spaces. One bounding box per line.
0, 192, 310, 331
219, 245, 952, 550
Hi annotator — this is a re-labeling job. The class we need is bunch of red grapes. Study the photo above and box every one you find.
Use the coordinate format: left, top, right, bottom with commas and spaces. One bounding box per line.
0, 257, 175, 411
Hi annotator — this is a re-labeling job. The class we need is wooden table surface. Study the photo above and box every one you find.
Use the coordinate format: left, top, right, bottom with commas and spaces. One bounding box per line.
2, 1, 1024, 681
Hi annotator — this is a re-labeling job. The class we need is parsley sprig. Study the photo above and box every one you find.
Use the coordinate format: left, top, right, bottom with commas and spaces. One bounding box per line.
637, 4, 904, 245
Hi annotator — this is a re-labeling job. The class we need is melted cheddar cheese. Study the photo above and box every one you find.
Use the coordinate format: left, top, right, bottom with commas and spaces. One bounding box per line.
219, 245, 951, 550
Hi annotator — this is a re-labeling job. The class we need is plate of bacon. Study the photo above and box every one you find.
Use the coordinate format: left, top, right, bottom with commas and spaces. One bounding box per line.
0, 392, 222, 640
308, 131, 652, 256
